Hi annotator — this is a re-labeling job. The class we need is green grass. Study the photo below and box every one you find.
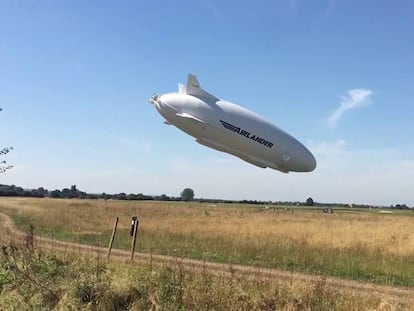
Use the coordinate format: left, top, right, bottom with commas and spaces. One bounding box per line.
0, 242, 406, 311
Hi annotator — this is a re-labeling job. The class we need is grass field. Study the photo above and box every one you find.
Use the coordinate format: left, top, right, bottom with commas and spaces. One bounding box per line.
1, 197, 414, 286
2, 242, 403, 310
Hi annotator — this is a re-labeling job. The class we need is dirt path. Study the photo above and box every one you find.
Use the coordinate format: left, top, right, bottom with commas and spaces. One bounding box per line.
1, 212, 413, 305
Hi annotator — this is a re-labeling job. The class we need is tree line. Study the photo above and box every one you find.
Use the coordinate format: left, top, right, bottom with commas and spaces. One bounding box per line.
0, 184, 286, 204
0, 184, 411, 209
0, 184, 278, 204
0, 184, 189, 202
0, 184, 155, 200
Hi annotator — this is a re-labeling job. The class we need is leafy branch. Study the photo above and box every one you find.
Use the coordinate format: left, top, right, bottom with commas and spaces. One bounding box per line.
1, 108, 13, 173
0, 147, 14, 173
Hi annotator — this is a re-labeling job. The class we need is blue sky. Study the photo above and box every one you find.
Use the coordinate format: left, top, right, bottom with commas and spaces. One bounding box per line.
1, 0, 413, 206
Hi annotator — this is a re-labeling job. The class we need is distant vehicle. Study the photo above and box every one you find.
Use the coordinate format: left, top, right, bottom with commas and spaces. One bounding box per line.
150, 74, 316, 173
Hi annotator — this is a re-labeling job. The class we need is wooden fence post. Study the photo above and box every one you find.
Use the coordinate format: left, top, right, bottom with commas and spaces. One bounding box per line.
106, 217, 118, 260
130, 217, 139, 261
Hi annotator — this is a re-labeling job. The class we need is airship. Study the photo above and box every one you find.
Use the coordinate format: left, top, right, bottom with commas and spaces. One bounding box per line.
150, 74, 316, 173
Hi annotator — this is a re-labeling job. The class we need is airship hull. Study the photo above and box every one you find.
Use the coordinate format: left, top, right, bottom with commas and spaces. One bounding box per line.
150, 75, 316, 173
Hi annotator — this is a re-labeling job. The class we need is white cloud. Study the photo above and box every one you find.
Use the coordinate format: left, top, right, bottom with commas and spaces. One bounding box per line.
326, 89, 373, 127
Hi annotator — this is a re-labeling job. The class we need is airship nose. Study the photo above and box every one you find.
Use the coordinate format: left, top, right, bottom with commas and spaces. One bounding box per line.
150, 93, 180, 118
287, 145, 317, 172
302, 150, 317, 172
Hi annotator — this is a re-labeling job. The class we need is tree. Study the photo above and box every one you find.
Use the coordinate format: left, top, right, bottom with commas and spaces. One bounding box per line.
115, 192, 127, 200
50, 190, 62, 198
61, 188, 72, 198
181, 188, 194, 201
37, 187, 48, 197
102, 192, 111, 200
305, 197, 314, 206
159, 194, 170, 201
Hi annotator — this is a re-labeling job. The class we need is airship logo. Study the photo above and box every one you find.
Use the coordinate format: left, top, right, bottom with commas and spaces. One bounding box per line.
219, 120, 274, 149
150, 74, 316, 173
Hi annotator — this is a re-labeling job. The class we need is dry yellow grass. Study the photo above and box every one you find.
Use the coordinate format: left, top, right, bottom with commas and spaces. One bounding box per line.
2, 197, 412, 256
1, 197, 414, 285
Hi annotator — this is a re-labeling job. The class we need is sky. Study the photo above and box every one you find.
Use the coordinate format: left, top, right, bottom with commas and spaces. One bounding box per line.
1, 0, 413, 206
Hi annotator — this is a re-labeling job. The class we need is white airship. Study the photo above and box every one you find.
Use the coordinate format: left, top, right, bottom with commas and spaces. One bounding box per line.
150, 74, 316, 173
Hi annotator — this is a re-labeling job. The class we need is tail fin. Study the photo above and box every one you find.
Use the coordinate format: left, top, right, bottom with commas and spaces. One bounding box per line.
186, 74, 219, 102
